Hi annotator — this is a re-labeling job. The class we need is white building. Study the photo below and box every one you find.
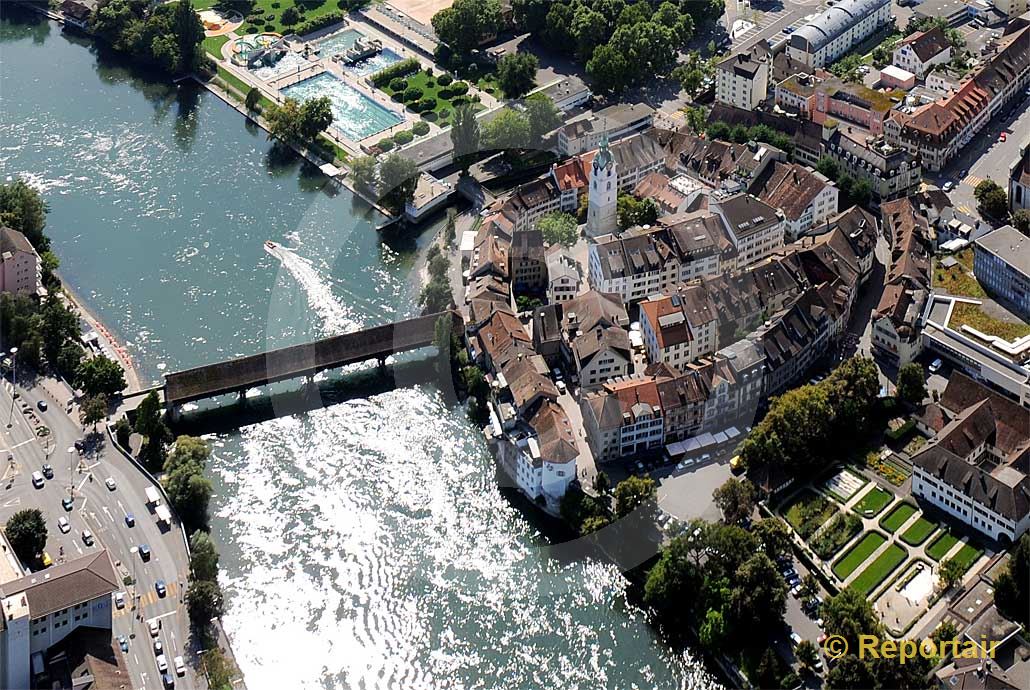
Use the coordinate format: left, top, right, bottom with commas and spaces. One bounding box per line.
708, 193, 785, 268
746, 162, 838, 239
586, 135, 619, 238
545, 246, 581, 303
716, 45, 770, 111
911, 373, 1030, 542
0, 227, 42, 297
892, 27, 952, 77
638, 291, 719, 368
785, 0, 892, 68
581, 376, 666, 463
0, 550, 119, 690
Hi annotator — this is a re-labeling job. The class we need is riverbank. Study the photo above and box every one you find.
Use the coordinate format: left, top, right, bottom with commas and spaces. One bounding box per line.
60, 280, 144, 394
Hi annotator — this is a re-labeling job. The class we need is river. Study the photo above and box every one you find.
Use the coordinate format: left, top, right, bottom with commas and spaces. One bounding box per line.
0, 12, 718, 690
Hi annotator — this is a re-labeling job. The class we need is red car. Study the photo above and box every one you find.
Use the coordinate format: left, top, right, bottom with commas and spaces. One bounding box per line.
1000, 132, 1007, 142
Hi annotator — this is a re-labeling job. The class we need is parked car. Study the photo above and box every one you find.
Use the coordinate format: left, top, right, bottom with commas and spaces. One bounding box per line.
58, 517, 70, 534
154, 640, 163, 655
157, 654, 168, 673
790, 632, 802, 647
36, 400, 47, 412
149, 619, 159, 637
118, 635, 129, 652
41, 464, 53, 479
929, 358, 943, 374
1000, 132, 1007, 142
115, 592, 125, 609
162, 672, 175, 688
942, 181, 954, 192
42, 552, 53, 567
174, 656, 186, 677
81, 530, 94, 546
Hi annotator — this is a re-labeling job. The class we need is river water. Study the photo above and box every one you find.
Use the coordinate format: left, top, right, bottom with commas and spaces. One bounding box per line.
0, 13, 717, 690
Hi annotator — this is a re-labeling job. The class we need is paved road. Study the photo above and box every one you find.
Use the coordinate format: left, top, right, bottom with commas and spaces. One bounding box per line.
0, 374, 198, 690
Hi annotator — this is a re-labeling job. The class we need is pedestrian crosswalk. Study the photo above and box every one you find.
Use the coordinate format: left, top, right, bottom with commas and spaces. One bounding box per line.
112, 582, 179, 618
962, 174, 984, 189
957, 204, 974, 215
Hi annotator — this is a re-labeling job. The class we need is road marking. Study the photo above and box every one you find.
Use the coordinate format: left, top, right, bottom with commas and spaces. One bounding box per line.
2, 497, 20, 508
76, 475, 90, 493
118, 500, 128, 517
102, 505, 114, 524
81, 495, 89, 510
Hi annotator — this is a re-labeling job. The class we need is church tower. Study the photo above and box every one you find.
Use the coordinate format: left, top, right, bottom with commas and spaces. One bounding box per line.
586, 132, 618, 237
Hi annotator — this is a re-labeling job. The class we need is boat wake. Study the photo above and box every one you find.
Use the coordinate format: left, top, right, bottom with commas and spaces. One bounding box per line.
265, 241, 358, 336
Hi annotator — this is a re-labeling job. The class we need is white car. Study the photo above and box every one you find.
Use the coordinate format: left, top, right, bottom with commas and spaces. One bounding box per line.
105, 477, 116, 491
57, 517, 70, 534
154, 639, 163, 655
81, 530, 94, 546
157, 654, 168, 673
174, 656, 186, 676
149, 620, 159, 638
115, 592, 125, 609
942, 181, 954, 192
31, 471, 44, 489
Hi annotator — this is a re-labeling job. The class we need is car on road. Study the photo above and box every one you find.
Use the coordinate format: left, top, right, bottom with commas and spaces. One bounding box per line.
115, 592, 125, 609
58, 516, 70, 533
41, 464, 53, 479
790, 632, 802, 647
784, 26, 793, 33
929, 358, 943, 374
555, 380, 567, 394
125, 513, 135, 527
155, 580, 167, 598
149, 620, 159, 637
118, 635, 128, 652
157, 654, 168, 673
74, 439, 84, 452
105, 477, 116, 491
162, 672, 175, 688
62, 496, 74, 511
139, 543, 151, 561
154, 639, 163, 655
174, 656, 186, 676
31, 471, 44, 489
942, 181, 954, 192
81, 530, 94, 546
42, 552, 53, 567
36, 400, 47, 412
1000, 132, 1007, 142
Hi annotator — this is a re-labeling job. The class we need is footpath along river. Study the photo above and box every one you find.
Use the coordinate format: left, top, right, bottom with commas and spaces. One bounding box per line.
0, 11, 719, 690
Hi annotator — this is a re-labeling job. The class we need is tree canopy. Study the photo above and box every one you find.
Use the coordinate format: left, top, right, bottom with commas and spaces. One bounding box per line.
613, 475, 657, 518
265, 96, 334, 145
5, 509, 47, 564
431, 0, 503, 55
450, 104, 482, 171
378, 154, 419, 214
76, 356, 127, 398
496, 52, 538, 98
537, 212, 578, 247
995, 534, 1028, 627
974, 179, 1008, 219
897, 363, 927, 406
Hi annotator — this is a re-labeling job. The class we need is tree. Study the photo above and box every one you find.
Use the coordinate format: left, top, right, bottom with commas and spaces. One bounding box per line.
1011, 208, 1030, 235
79, 394, 108, 430
450, 104, 481, 172
816, 156, 840, 181
729, 552, 786, 634
754, 517, 793, 561
974, 179, 1008, 219
5, 509, 47, 563
524, 94, 562, 144
512, 0, 550, 32
40, 295, 81, 367
378, 153, 419, 213
0, 179, 49, 252
163, 436, 212, 533
826, 654, 875, 690
613, 475, 657, 518
586, 44, 631, 93
265, 96, 333, 145
281, 6, 299, 25
76, 356, 126, 398
186, 578, 224, 628
537, 212, 578, 247
419, 279, 452, 312
245, 87, 260, 112
431, 0, 502, 56
795, 639, 819, 670
643, 531, 705, 622
754, 647, 786, 689
172, 0, 204, 72
826, 356, 880, 438
496, 52, 538, 99
995, 535, 1029, 627
481, 108, 530, 152
444, 207, 457, 246
897, 362, 927, 405
698, 609, 727, 648
134, 390, 167, 442
189, 530, 220, 582
821, 588, 882, 650
350, 156, 377, 194
617, 194, 658, 230
799, 573, 820, 604
593, 470, 610, 494
713, 477, 756, 524
570, 6, 608, 61
932, 619, 959, 646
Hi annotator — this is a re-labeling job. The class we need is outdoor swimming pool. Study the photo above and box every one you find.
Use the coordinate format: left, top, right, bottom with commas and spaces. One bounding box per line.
250, 51, 309, 81
344, 48, 403, 77
281, 72, 402, 141
315, 28, 363, 56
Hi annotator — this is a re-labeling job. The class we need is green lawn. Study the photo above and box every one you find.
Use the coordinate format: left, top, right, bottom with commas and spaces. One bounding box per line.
900, 517, 938, 546
833, 532, 886, 580
215, 65, 251, 98
880, 503, 917, 533
926, 531, 960, 561
202, 34, 229, 60
850, 543, 908, 595
195, 0, 344, 36
852, 486, 893, 518
946, 543, 983, 573
379, 70, 484, 128
812, 513, 863, 560
783, 490, 838, 539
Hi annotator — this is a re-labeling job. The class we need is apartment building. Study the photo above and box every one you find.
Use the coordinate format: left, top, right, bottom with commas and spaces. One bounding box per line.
716, 44, 771, 111
556, 103, 655, 156
822, 127, 922, 203
974, 225, 1030, 321
893, 27, 952, 77
560, 290, 632, 388
911, 373, 1030, 541
709, 193, 785, 268
0, 227, 42, 297
550, 132, 666, 214
747, 161, 838, 238
581, 375, 667, 462
785, 0, 892, 68
545, 246, 581, 304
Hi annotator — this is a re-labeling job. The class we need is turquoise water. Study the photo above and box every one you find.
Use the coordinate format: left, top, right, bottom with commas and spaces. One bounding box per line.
281, 72, 403, 141
314, 28, 363, 56
344, 47, 404, 77
0, 11, 718, 690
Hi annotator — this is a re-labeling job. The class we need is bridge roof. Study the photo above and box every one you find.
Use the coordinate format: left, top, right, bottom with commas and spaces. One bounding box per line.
163, 311, 462, 405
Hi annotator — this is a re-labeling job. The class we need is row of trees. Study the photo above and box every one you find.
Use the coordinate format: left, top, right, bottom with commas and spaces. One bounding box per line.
739, 356, 881, 481
973, 180, 1030, 233
264, 96, 334, 148
706, 121, 795, 156
815, 156, 873, 210
90, 0, 205, 76
350, 153, 420, 215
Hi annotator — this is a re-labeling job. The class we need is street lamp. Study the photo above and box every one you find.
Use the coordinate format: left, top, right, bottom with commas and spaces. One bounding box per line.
67, 446, 75, 497
6, 347, 17, 428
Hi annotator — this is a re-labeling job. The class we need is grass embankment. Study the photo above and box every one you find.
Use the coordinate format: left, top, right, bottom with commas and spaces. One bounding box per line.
927, 531, 960, 561
880, 503, 917, 533
380, 70, 484, 128
203, 34, 229, 60
852, 486, 893, 517
834, 532, 886, 580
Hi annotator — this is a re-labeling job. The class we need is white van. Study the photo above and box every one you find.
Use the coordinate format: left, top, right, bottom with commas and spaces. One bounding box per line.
31, 471, 44, 489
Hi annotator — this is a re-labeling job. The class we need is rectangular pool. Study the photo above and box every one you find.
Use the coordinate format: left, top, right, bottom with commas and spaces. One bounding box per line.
343, 48, 404, 77
281, 72, 403, 141
314, 29, 363, 57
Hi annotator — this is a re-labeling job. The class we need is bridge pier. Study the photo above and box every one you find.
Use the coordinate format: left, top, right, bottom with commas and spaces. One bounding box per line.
237, 389, 247, 405
377, 356, 387, 370
167, 404, 181, 424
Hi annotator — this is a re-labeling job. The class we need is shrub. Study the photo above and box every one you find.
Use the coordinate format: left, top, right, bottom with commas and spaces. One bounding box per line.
271, 1, 280, 6
451, 95, 467, 106
451, 81, 469, 95
388, 77, 407, 92
422, 111, 439, 122
438, 73, 453, 86
266, 14, 276, 21
371, 58, 420, 87
438, 108, 450, 121
252, 7, 265, 14
280, 7, 299, 24
378, 137, 395, 152
417, 97, 437, 112
424, 66, 434, 76
264, 23, 275, 31
412, 121, 430, 136
294, 10, 345, 36
393, 130, 414, 145
403, 86, 423, 103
